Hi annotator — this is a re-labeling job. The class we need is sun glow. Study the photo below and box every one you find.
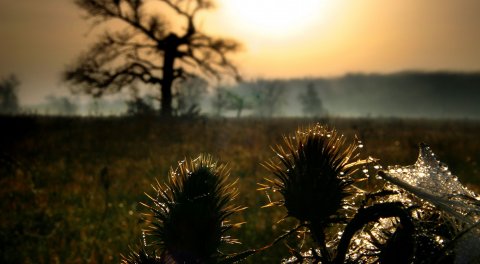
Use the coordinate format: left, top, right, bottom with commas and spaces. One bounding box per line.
221, 0, 336, 39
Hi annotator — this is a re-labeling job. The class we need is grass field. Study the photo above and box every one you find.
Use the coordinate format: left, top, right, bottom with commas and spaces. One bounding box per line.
1, 116, 479, 263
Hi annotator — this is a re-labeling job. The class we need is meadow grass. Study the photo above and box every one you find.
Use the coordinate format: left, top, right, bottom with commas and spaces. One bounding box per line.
1, 116, 479, 263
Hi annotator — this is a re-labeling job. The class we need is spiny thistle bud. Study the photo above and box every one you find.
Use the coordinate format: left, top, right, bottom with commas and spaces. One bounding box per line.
261, 124, 365, 225
135, 155, 245, 264
122, 245, 160, 264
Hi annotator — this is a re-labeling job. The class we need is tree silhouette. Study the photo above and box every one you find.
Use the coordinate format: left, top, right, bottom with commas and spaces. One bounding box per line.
126, 96, 156, 115
251, 79, 285, 117
0, 74, 20, 114
64, 0, 241, 116
211, 87, 251, 118
45, 95, 78, 116
125, 84, 156, 115
175, 76, 207, 116
298, 82, 327, 117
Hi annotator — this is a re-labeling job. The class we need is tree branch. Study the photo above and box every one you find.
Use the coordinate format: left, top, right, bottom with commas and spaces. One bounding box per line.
67, 0, 241, 116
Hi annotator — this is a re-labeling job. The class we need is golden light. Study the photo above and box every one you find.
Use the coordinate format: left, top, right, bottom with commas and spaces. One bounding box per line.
221, 0, 337, 39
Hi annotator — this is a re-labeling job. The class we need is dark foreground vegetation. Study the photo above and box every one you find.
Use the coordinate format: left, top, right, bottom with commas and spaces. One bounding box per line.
1, 115, 480, 263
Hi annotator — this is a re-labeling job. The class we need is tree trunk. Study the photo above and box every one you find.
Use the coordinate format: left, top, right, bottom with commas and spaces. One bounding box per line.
160, 38, 176, 117
160, 80, 173, 116
236, 101, 243, 118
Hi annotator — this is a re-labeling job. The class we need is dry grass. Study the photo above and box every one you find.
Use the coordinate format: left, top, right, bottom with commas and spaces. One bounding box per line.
1, 116, 479, 263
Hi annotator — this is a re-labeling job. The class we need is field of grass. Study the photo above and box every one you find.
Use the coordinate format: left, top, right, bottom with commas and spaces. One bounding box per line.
1, 116, 479, 263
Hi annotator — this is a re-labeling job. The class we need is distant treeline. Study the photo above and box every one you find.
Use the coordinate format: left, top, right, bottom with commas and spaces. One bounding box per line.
213, 71, 480, 119
16, 72, 480, 119
311, 71, 480, 118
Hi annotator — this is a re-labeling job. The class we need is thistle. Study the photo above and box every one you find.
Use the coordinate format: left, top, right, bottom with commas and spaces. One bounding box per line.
125, 155, 245, 264
260, 124, 367, 260
262, 124, 363, 224
122, 245, 160, 264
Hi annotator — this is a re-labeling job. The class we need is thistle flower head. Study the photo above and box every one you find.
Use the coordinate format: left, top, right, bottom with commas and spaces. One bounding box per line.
121, 245, 160, 264
143, 155, 244, 264
262, 124, 364, 224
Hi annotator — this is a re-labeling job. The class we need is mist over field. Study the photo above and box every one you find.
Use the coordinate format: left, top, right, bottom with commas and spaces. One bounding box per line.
21, 71, 480, 119
272, 72, 480, 119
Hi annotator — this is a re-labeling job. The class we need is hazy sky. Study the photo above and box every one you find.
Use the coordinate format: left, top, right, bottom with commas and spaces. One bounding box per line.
1, 0, 480, 104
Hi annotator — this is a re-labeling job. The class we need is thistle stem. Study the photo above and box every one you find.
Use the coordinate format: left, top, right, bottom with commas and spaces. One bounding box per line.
310, 221, 332, 263
333, 202, 414, 264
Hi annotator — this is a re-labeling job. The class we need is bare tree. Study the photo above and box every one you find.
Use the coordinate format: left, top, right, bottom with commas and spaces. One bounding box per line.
174, 76, 207, 116
226, 90, 247, 118
211, 87, 251, 118
211, 87, 228, 117
63, 0, 241, 116
0, 74, 20, 114
125, 85, 156, 115
250, 79, 285, 117
126, 96, 156, 115
298, 82, 327, 118
45, 95, 78, 115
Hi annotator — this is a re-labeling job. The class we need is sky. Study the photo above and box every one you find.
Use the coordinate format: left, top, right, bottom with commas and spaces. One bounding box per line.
1, 0, 480, 105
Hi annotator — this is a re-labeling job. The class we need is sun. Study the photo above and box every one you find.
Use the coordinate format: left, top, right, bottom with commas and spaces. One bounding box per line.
221, 0, 336, 39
